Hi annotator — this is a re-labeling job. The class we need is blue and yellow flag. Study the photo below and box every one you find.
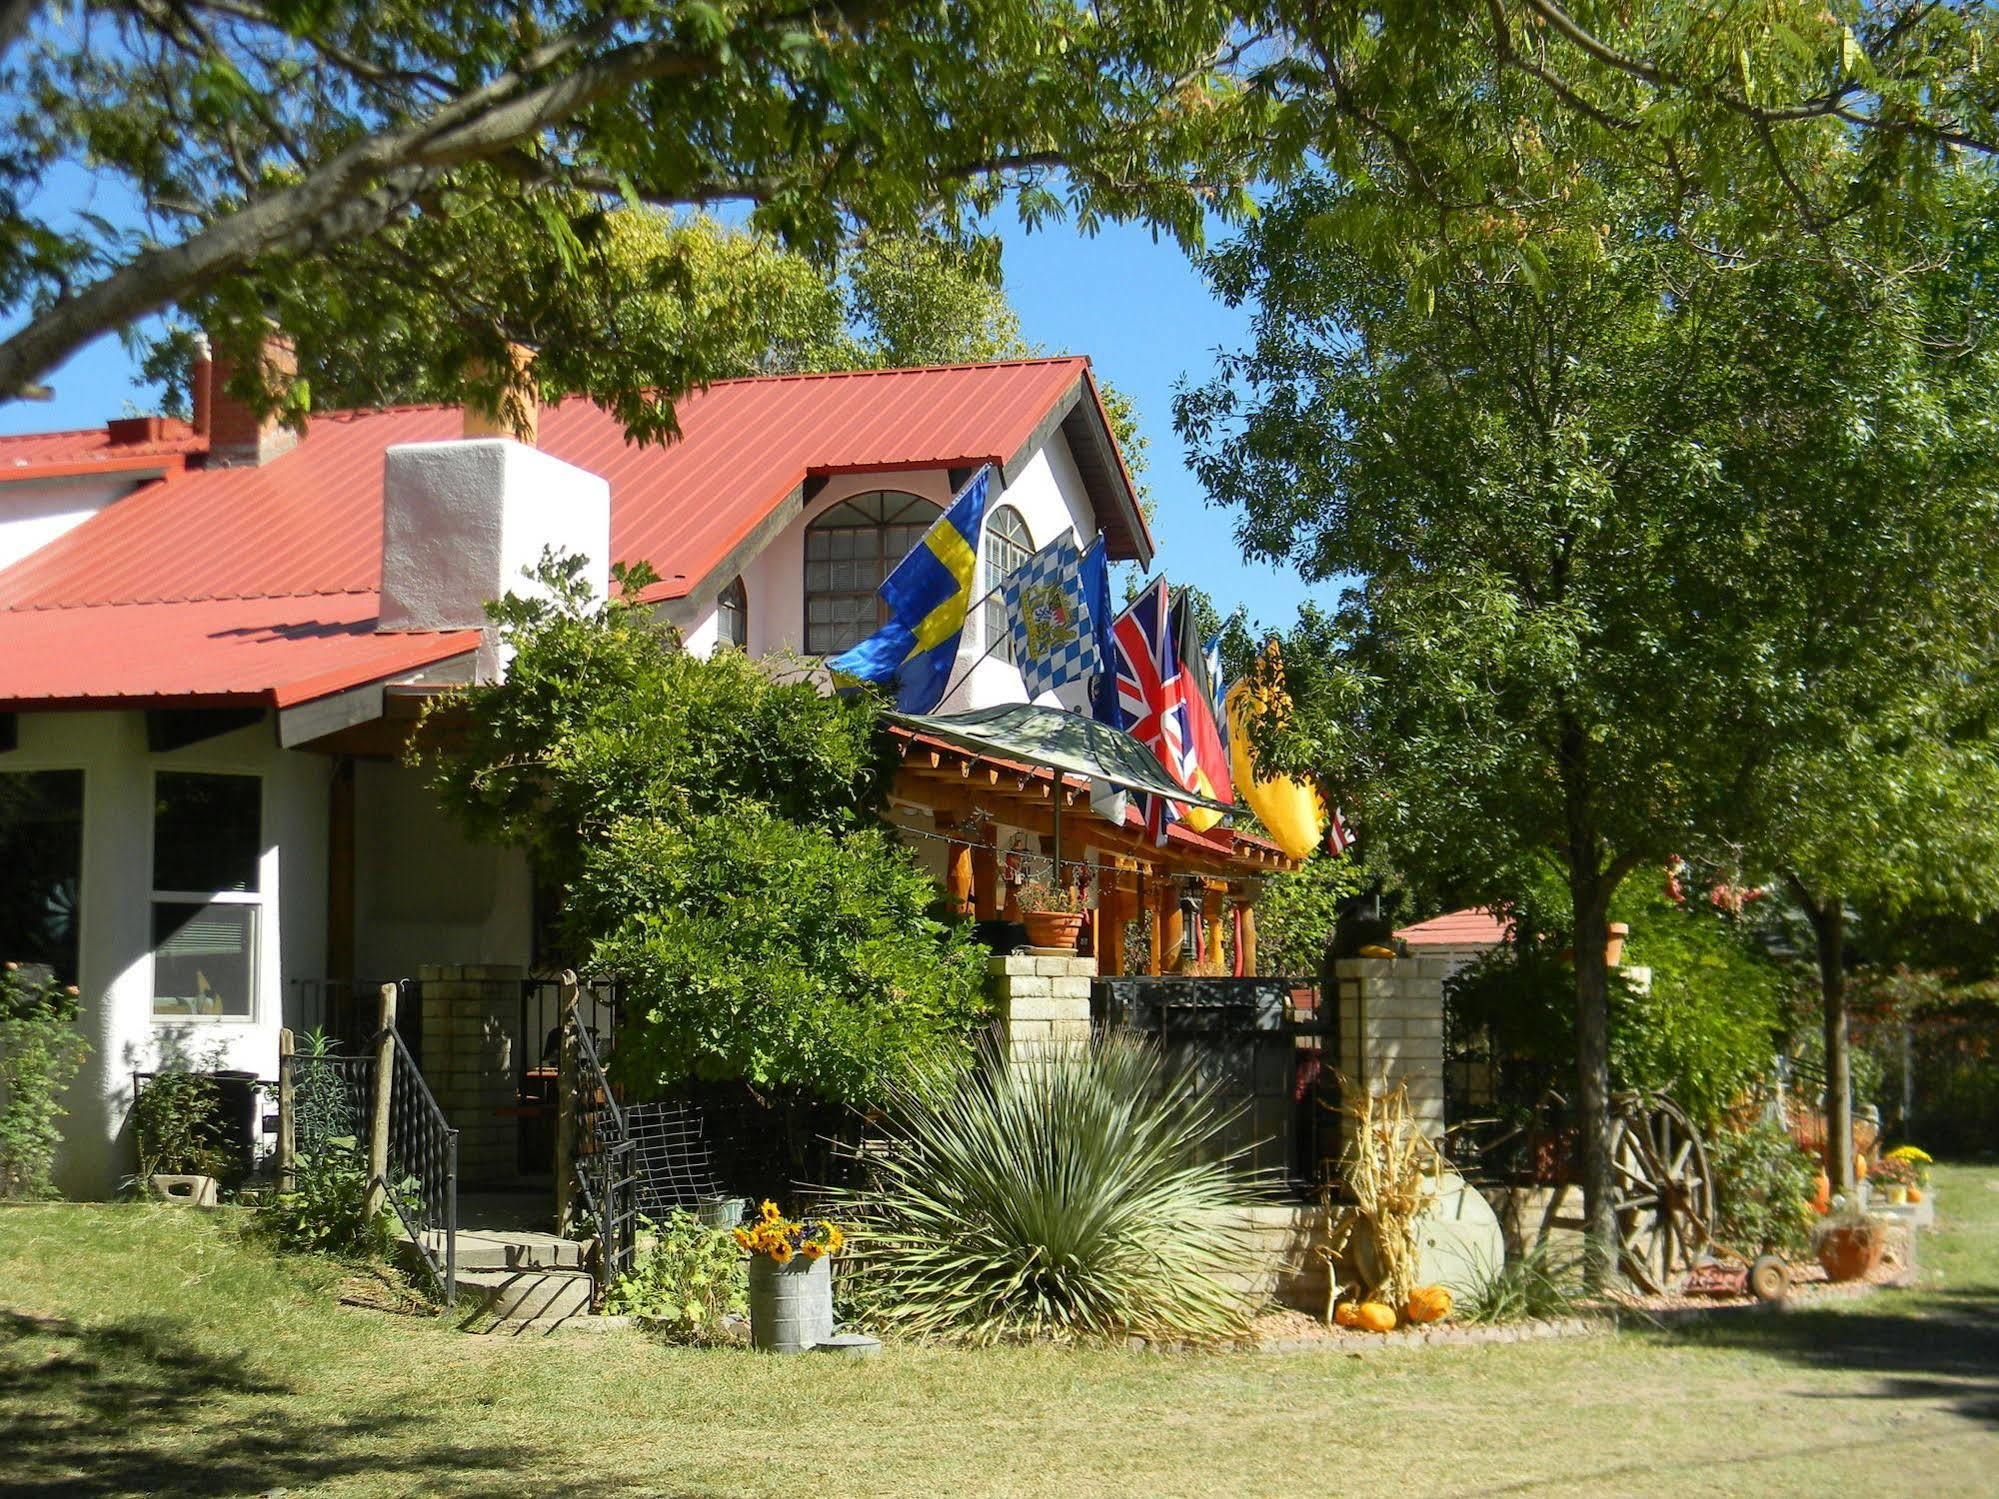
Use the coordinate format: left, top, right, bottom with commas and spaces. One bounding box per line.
827, 466, 990, 712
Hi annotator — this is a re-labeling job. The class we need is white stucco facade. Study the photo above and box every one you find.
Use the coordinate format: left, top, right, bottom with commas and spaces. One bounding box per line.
4, 710, 328, 1196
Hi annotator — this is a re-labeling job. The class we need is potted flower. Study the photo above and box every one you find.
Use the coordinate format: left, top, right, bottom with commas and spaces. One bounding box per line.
1814, 1204, 1888, 1282
1015, 878, 1086, 952
1884, 1145, 1933, 1204
131, 1070, 232, 1207
735, 1200, 846, 1353
1867, 1153, 1917, 1206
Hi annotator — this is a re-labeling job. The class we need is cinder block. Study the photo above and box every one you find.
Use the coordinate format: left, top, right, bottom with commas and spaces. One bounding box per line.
994, 955, 1040, 978
1004, 996, 1080, 1023
1048, 977, 1093, 1000
1049, 1019, 1092, 1043
1005, 976, 1052, 999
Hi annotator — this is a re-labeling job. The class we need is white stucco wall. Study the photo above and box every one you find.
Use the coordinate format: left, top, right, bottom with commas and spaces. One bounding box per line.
5, 710, 329, 1197
350, 760, 533, 979
697, 430, 1104, 709
0, 475, 141, 571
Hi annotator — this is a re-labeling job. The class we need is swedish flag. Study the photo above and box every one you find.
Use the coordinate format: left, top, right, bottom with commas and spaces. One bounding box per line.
828, 466, 990, 712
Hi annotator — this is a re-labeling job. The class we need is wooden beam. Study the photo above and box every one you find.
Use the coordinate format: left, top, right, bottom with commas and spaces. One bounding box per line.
326, 756, 356, 983
1239, 903, 1258, 977
1158, 882, 1186, 975
938, 814, 975, 918
1202, 883, 1226, 970
972, 822, 1000, 921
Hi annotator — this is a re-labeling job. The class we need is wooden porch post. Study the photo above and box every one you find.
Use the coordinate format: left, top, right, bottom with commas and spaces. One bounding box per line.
937, 814, 975, 919
363, 983, 396, 1222
1099, 862, 1128, 978
277, 1027, 296, 1191
1142, 875, 1162, 973
326, 756, 356, 983
1239, 902, 1258, 977
1157, 881, 1185, 975
972, 823, 1000, 921
1202, 882, 1226, 970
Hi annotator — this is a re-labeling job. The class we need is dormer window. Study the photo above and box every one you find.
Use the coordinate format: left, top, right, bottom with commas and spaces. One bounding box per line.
716, 576, 748, 651
981, 505, 1034, 665
803, 491, 939, 655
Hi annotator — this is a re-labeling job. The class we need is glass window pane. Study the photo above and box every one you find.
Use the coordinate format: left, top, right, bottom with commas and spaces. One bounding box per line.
0, 770, 84, 984
153, 772, 261, 894
152, 901, 254, 1017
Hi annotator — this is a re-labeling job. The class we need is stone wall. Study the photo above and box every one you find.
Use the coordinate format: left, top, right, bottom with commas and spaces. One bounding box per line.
1333, 956, 1449, 1140
417, 964, 521, 1185
987, 952, 1095, 1059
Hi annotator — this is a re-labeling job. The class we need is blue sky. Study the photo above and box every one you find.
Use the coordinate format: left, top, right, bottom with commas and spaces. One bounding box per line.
0, 215, 1328, 627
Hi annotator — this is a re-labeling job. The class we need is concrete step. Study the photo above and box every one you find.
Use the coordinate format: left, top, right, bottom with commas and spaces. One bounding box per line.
401, 1226, 588, 1273
455, 1266, 598, 1334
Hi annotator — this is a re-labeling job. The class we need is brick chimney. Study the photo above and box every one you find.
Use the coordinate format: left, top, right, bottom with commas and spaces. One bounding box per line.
192, 328, 303, 466
461, 342, 539, 445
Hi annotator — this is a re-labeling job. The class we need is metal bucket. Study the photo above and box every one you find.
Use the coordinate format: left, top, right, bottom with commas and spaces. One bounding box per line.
697, 1194, 747, 1229
747, 1254, 834, 1353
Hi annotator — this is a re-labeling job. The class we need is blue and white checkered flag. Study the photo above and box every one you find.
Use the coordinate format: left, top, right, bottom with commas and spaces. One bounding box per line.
1003, 535, 1099, 699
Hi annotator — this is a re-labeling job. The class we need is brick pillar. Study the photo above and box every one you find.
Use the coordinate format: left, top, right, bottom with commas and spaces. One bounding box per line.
988, 954, 1096, 1060
1333, 956, 1448, 1140
418, 963, 522, 1185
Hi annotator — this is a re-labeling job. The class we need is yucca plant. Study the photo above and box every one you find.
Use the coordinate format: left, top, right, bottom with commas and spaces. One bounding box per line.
833, 1035, 1270, 1345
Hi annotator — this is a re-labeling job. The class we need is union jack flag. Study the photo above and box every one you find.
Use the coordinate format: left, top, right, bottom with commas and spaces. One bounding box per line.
1111, 578, 1192, 843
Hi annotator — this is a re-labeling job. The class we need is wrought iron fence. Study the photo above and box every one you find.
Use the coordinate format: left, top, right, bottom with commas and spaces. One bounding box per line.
1092, 976, 1338, 1195
518, 973, 620, 1175
282, 1050, 372, 1171
289, 978, 425, 1069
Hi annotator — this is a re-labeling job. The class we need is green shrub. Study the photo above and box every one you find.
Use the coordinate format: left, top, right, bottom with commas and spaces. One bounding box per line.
0, 964, 88, 1199
578, 809, 989, 1106
1709, 1121, 1818, 1255
1445, 887, 1786, 1129
1457, 1241, 1585, 1325
1254, 854, 1366, 976
256, 1139, 394, 1259
603, 1210, 748, 1341
131, 1070, 232, 1181
834, 1036, 1267, 1346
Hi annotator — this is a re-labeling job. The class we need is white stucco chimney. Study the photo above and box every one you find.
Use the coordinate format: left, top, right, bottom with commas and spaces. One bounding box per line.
377, 439, 612, 661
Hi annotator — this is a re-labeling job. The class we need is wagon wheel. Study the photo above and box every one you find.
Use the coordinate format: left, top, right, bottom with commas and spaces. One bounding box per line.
1607, 1093, 1713, 1294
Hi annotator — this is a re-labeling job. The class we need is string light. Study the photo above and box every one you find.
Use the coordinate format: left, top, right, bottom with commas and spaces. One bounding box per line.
881, 817, 1315, 890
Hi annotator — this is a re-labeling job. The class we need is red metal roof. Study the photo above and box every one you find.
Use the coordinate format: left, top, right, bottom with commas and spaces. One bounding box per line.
0, 420, 205, 474
0, 594, 478, 710
1395, 908, 1512, 948
0, 357, 1124, 611
0, 358, 1132, 710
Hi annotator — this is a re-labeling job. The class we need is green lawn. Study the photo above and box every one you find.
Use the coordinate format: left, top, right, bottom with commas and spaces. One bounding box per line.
3, 1168, 1997, 1497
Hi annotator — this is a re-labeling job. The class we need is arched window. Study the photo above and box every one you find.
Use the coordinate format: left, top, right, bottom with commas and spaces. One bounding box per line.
981, 505, 1034, 665
715, 575, 747, 651
803, 491, 939, 655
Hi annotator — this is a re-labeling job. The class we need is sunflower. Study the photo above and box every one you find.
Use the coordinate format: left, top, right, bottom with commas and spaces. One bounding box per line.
760, 1199, 781, 1223
732, 1227, 753, 1250
769, 1239, 795, 1265
801, 1241, 825, 1260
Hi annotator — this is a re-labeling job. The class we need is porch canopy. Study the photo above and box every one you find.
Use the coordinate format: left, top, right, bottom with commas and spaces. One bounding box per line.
887, 703, 1234, 813
886, 704, 1291, 975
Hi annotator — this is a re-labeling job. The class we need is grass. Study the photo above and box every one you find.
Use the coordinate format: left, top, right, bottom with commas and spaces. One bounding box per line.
1, 1167, 1996, 1497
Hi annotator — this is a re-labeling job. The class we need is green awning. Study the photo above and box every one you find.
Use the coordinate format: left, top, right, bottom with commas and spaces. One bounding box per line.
890, 703, 1233, 814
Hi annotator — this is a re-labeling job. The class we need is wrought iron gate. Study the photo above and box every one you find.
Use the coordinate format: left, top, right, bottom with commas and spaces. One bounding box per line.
1092, 975, 1339, 1194
570, 1018, 636, 1297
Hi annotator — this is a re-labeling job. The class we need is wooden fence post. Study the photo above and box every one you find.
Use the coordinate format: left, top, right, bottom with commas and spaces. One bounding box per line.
277, 1027, 296, 1191
554, 970, 581, 1236
364, 982, 396, 1222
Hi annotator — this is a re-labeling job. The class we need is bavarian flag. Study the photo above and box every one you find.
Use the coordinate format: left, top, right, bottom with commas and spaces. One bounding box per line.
828, 466, 990, 713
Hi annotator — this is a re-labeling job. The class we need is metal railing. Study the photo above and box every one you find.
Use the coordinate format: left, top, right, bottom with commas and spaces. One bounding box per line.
381, 1030, 459, 1305
569, 1018, 637, 1300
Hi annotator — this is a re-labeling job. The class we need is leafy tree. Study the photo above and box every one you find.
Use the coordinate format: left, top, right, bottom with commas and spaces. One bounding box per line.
1252, 853, 1367, 978
9, 2, 1997, 421
1177, 150, 1999, 1277
425, 554, 984, 1103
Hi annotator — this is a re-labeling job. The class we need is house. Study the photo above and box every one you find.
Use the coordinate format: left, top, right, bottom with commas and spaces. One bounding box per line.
0, 340, 1292, 1195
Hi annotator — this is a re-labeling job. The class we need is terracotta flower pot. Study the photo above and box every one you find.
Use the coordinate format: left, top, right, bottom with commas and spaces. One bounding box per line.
1022, 910, 1085, 951
1817, 1222, 1885, 1283
1605, 922, 1631, 967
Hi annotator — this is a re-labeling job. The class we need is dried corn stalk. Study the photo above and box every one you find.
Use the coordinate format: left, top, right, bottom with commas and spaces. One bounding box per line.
1334, 1077, 1444, 1308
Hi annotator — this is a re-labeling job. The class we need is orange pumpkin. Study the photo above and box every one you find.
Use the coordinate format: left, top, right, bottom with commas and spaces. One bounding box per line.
1909, 1187, 1924, 1204
1355, 1301, 1398, 1333
1333, 1301, 1364, 1328
1809, 1170, 1831, 1215
1405, 1285, 1453, 1324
